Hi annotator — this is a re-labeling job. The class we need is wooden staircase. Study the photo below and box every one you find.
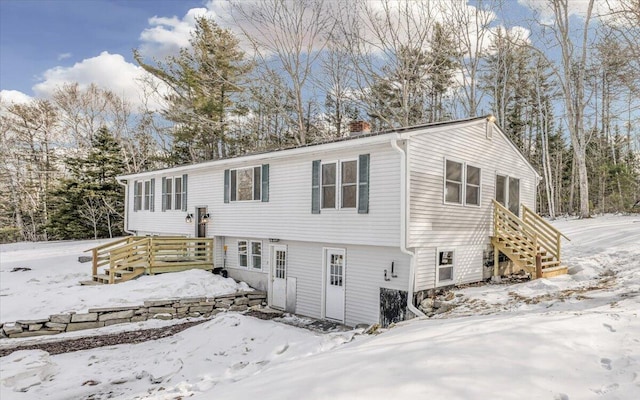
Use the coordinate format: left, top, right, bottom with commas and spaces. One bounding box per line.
492, 200, 570, 279
84, 236, 214, 284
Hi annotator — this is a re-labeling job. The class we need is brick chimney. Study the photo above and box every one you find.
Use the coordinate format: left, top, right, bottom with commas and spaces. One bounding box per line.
348, 120, 371, 136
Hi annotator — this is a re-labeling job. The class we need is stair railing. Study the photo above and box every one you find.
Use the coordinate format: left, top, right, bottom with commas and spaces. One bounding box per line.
492, 200, 538, 267
522, 205, 570, 264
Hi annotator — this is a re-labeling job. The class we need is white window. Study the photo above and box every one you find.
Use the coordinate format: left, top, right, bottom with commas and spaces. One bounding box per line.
322, 162, 337, 209
144, 180, 151, 210
444, 159, 482, 207
251, 241, 262, 269
341, 160, 357, 208
165, 177, 173, 210
321, 160, 358, 210
230, 166, 261, 201
134, 181, 143, 211
466, 165, 481, 206
437, 249, 454, 283
445, 160, 463, 204
238, 240, 248, 267
237, 239, 263, 270
174, 176, 183, 210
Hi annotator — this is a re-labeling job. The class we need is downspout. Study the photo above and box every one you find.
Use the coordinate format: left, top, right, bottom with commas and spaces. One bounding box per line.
117, 178, 135, 235
390, 136, 425, 318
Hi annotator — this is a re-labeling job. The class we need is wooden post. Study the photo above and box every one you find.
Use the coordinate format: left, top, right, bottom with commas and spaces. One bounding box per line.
92, 248, 98, 276
535, 253, 542, 279
493, 246, 500, 277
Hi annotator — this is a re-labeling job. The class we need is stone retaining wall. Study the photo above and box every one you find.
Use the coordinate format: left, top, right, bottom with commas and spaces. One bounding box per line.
0, 291, 266, 339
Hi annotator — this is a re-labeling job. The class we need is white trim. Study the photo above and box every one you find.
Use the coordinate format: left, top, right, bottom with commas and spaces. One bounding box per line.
321, 247, 346, 322
339, 158, 359, 209
230, 165, 262, 202
320, 160, 338, 210
436, 248, 455, 286
268, 244, 288, 310
443, 158, 483, 208
443, 157, 465, 206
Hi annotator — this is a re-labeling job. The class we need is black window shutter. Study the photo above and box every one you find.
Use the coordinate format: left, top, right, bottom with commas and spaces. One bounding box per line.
161, 177, 167, 212
224, 169, 230, 203
230, 170, 237, 202
261, 164, 269, 202
358, 154, 370, 214
133, 180, 139, 212
150, 178, 155, 212
182, 174, 188, 212
312, 160, 321, 214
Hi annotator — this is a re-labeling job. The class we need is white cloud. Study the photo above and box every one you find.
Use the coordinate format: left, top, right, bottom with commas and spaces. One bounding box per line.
57, 53, 72, 61
0, 90, 32, 105
138, 7, 215, 59
32, 51, 162, 109
518, 0, 624, 23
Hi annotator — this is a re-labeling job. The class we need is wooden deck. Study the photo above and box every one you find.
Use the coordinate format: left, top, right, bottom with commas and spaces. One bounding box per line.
492, 200, 570, 279
83, 236, 214, 284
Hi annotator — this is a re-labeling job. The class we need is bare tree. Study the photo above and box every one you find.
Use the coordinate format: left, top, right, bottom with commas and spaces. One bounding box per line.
230, 0, 335, 145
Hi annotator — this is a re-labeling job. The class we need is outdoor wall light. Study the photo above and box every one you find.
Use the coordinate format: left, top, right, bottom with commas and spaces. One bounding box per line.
269, 238, 280, 243
185, 213, 194, 223
201, 213, 210, 224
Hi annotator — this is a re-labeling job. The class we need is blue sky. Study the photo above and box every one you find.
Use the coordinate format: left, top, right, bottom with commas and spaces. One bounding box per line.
0, 0, 606, 108
0, 0, 205, 97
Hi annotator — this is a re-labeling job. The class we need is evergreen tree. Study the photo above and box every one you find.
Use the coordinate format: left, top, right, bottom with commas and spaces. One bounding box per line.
134, 17, 253, 164
48, 127, 125, 239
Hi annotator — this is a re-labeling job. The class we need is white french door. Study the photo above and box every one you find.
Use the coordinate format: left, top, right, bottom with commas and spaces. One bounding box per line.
324, 248, 345, 322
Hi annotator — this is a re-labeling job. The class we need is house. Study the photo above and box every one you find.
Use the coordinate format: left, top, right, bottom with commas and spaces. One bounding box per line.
116, 116, 561, 327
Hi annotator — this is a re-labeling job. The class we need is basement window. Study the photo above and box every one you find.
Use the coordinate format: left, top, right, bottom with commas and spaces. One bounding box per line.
437, 249, 454, 284
237, 239, 263, 271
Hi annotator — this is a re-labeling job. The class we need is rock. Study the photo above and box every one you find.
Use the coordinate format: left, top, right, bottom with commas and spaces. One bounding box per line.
175, 306, 189, 314
189, 305, 213, 313
45, 322, 67, 331
9, 330, 59, 338
177, 297, 205, 304
135, 308, 148, 315
144, 299, 177, 307
28, 324, 44, 331
2, 322, 23, 335
420, 298, 435, 309
229, 304, 248, 312
233, 297, 250, 306
151, 313, 173, 320
215, 300, 233, 308
16, 318, 49, 325
248, 299, 263, 306
10, 267, 31, 272
77, 256, 93, 263
71, 313, 98, 323
89, 305, 139, 313
104, 318, 131, 326
50, 314, 72, 324
445, 292, 455, 301
148, 307, 175, 314
434, 303, 456, 314
432, 300, 442, 309
98, 310, 135, 321
130, 315, 148, 323
66, 321, 105, 332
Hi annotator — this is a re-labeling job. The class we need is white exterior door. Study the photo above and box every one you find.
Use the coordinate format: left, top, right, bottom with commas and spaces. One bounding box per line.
271, 245, 287, 310
325, 249, 345, 322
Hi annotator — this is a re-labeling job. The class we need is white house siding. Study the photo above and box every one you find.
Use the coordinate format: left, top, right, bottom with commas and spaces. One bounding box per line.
220, 237, 410, 326
408, 121, 537, 291
125, 142, 401, 248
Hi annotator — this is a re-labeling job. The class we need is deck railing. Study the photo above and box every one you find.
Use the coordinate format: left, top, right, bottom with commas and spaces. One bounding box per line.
86, 236, 214, 283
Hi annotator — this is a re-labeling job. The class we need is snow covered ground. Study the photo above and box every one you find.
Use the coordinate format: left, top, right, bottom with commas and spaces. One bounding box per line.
1, 215, 639, 399
0, 239, 251, 322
